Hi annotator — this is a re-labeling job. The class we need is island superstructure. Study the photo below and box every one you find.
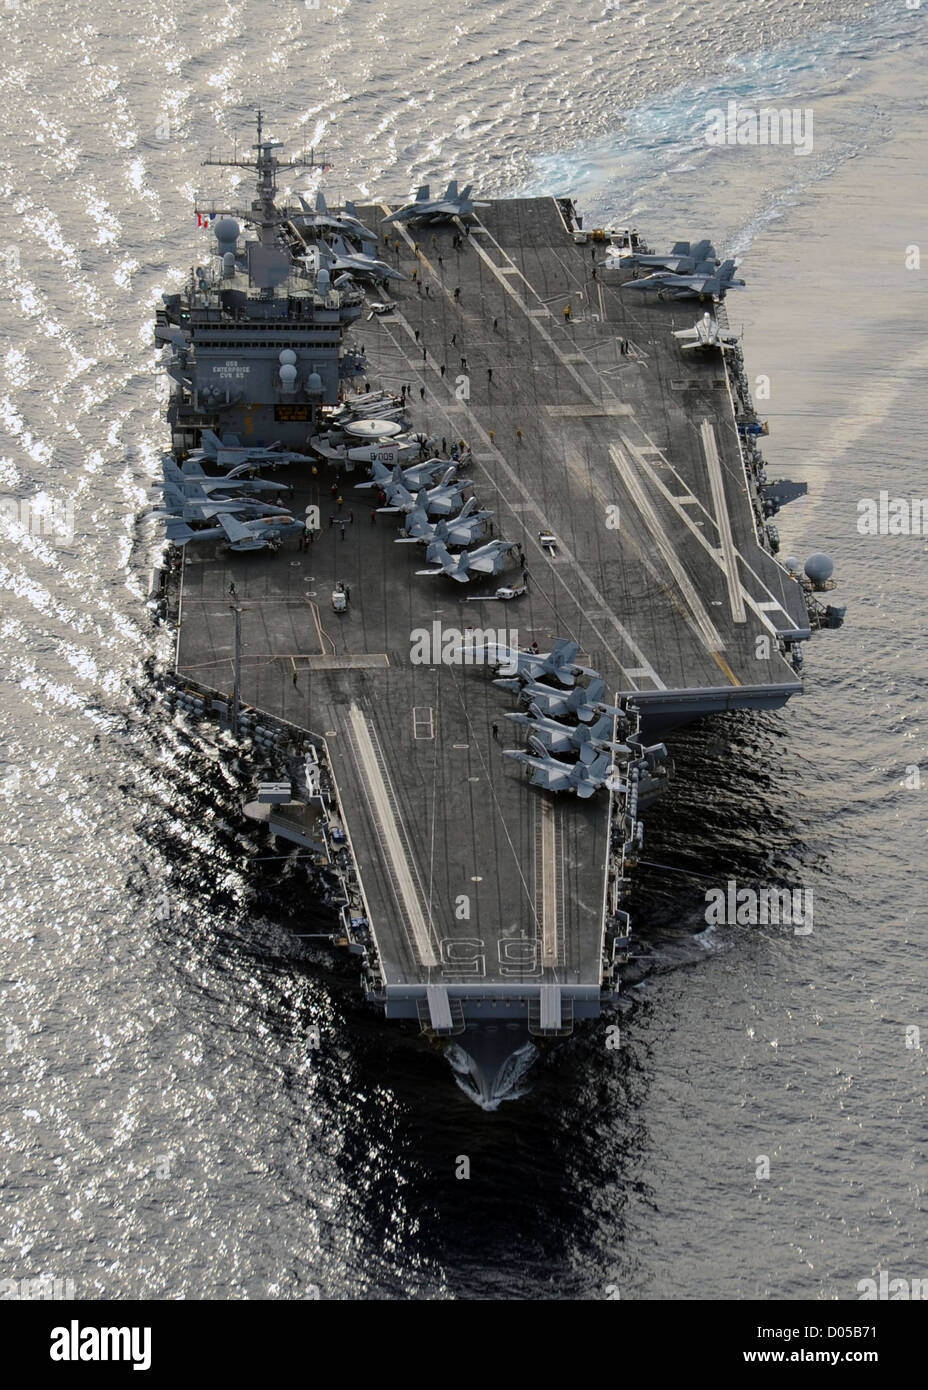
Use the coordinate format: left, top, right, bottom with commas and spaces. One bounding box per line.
153, 116, 843, 1105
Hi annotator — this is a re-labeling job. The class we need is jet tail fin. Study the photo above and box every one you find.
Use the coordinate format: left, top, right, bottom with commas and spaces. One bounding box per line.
199, 429, 223, 456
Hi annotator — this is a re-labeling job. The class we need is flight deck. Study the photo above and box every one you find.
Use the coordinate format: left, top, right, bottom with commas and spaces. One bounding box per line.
172, 195, 810, 1044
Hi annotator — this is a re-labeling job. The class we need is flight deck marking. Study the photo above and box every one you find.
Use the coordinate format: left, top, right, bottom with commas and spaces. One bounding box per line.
700, 420, 747, 624
540, 797, 560, 966
374, 314, 665, 691
619, 433, 804, 644
412, 706, 435, 739
347, 703, 439, 969
610, 442, 726, 654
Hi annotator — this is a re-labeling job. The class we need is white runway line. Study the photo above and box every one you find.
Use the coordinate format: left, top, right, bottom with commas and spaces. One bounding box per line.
700, 420, 747, 624
611, 440, 726, 653
348, 702, 439, 968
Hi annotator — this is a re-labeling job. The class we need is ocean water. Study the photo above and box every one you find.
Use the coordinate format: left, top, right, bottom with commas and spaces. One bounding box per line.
0, 0, 926, 1299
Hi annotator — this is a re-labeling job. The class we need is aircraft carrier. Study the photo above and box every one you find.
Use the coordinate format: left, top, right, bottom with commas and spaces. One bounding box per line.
152, 117, 844, 1106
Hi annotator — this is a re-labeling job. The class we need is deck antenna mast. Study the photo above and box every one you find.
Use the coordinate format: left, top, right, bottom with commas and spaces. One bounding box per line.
201, 110, 329, 248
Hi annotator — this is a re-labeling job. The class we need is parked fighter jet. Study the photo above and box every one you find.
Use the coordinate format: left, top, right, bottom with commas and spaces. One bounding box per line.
381, 180, 490, 225
492, 675, 620, 724
295, 191, 378, 245
415, 538, 518, 583
304, 237, 406, 285
623, 259, 745, 300
618, 239, 718, 274
378, 475, 472, 517
502, 709, 627, 757
672, 311, 741, 352
355, 458, 452, 492
155, 484, 293, 524
397, 495, 492, 546
165, 459, 290, 496
503, 747, 617, 798
165, 512, 303, 552
188, 431, 308, 471
484, 638, 595, 688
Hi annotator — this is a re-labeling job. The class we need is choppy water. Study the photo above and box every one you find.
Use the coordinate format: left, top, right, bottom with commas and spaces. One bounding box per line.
1, 0, 926, 1299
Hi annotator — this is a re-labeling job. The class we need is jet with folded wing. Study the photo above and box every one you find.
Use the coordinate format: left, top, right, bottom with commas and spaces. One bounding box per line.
216, 513, 306, 552
483, 637, 596, 687
502, 709, 629, 756
379, 475, 472, 517
415, 538, 518, 583
502, 748, 618, 799
397, 495, 492, 546
354, 458, 452, 492
672, 311, 741, 352
492, 676, 620, 723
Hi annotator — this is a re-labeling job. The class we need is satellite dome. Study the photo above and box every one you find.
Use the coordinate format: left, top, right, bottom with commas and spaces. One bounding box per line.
279, 349, 297, 365
279, 364, 298, 393
804, 552, 834, 587
317, 268, 331, 294
307, 372, 323, 395
214, 217, 240, 247
222, 251, 236, 276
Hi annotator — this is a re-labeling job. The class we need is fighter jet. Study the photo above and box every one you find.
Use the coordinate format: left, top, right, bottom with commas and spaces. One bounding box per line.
397, 495, 492, 546
354, 458, 453, 492
503, 747, 617, 799
378, 475, 472, 517
189, 431, 308, 471
304, 237, 406, 285
296, 191, 378, 246
381, 180, 490, 225
502, 708, 628, 757
166, 512, 304, 552
617, 239, 718, 274
155, 484, 293, 524
415, 538, 518, 583
492, 676, 619, 723
165, 459, 290, 496
623, 259, 745, 300
672, 312, 741, 352
483, 638, 596, 688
